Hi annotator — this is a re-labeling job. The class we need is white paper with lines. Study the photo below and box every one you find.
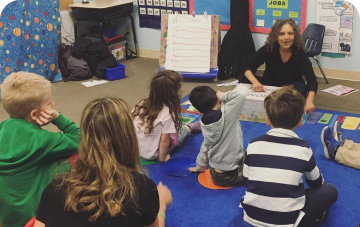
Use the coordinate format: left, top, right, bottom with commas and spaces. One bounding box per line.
165, 14, 211, 73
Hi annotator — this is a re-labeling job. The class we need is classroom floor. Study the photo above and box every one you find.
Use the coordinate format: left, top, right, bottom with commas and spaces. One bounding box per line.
1, 57, 360, 227
1, 57, 360, 130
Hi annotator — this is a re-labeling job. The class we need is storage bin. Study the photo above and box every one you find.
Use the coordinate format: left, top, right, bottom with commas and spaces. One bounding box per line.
106, 63, 126, 81
110, 44, 126, 62
107, 37, 127, 62
102, 27, 117, 39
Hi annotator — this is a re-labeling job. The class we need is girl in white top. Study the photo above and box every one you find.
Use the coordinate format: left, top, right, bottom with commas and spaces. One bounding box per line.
132, 70, 200, 162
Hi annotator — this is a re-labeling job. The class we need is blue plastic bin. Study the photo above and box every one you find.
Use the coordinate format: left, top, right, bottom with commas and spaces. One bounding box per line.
102, 27, 117, 39
106, 63, 126, 81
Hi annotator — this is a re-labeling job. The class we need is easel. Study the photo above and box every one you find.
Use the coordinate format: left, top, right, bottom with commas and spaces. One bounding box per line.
159, 13, 220, 80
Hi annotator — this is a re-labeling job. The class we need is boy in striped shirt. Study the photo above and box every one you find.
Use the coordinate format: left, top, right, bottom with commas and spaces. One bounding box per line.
241, 87, 338, 227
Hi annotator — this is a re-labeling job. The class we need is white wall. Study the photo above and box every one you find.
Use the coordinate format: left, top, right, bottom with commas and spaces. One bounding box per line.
72, 0, 360, 72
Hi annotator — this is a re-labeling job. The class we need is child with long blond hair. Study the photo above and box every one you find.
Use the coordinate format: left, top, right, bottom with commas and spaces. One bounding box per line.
34, 97, 172, 227
132, 70, 200, 162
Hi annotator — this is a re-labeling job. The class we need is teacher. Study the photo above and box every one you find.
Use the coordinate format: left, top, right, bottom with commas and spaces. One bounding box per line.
239, 18, 318, 114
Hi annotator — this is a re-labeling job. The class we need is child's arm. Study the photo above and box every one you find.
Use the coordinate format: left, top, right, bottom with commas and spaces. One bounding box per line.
304, 152, 324, 188
158, 133, 171, 162
220, 90, 246, 120
40, 113, 80, 161
189, 142, 208, 172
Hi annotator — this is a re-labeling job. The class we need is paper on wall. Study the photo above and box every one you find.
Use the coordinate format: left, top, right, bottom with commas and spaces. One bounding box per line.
316, 0, 354, 54
165, 14, 211, 73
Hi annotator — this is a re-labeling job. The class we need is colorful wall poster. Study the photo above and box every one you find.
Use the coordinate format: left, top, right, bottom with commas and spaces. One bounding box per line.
316, 0, 355, 54
249, 0, 307, 33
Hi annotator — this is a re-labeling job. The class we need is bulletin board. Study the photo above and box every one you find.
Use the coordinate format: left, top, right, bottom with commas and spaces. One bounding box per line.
189, 0, 230, 30
249, 0, 308, 33
138, 0, 190, 29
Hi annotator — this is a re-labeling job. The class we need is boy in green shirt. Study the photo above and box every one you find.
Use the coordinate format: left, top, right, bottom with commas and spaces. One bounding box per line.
0, 72, 80, 227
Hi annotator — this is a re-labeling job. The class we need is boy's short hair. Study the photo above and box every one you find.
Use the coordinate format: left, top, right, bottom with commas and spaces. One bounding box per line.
264, 86, 305, 129
189, 86, 217, 113
1, 72, 51, 119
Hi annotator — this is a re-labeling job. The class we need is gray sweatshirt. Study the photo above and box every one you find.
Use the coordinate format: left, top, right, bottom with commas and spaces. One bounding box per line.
195, 90, 246, 172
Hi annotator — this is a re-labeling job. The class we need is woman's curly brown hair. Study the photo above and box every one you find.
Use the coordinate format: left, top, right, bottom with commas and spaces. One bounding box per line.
265, 18, 304, 53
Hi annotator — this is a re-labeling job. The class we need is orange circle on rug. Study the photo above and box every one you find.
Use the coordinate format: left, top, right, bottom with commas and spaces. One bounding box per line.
198, 169, 233, 190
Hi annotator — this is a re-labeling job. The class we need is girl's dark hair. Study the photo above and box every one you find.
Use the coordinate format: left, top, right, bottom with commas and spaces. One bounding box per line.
265, 18, 304, 53
132, 70, 183, 134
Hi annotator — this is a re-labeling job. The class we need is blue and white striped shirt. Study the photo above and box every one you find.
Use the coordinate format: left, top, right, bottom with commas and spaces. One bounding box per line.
241, 128, 324, 227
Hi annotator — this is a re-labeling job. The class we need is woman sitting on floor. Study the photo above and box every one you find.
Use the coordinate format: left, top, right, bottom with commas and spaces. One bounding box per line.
238, 18, 318, 114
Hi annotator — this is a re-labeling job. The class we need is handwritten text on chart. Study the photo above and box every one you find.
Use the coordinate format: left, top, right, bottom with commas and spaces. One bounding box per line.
165, 15, 211, 73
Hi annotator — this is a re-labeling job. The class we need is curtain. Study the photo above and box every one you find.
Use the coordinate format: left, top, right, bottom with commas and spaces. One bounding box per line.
0, 0, 62, 83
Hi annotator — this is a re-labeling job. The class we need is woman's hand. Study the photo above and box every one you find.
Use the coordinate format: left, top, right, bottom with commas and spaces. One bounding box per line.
252, 81, 265, 92
304, 91, 316, 114
244, 70, 265, 92
304, 100, 316, 114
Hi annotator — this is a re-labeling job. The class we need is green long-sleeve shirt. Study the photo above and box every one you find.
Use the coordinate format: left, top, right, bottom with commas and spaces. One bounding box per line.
0, 113, 80, 227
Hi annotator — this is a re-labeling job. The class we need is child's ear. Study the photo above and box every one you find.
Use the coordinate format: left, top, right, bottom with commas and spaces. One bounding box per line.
296, 117, 303, 128
265, 115, 271, 126
29, 109, 38, 121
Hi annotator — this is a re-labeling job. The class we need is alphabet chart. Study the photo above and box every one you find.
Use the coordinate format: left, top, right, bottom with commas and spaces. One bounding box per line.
138, 0, 190, 29
249, 0, 307, 33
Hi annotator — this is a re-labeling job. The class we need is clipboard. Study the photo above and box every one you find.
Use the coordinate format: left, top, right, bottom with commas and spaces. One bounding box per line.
159, 13, 220, 79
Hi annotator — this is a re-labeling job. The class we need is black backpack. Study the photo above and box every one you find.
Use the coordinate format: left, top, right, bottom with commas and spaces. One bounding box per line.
58, 43, 72, 82
217, 0, 256, 80
58, 43, 93, 81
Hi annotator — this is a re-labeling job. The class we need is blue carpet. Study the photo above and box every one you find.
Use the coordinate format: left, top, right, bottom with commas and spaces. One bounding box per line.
145, 106, 360, 227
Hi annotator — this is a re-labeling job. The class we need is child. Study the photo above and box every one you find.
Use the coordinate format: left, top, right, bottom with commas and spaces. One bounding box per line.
321, 121, 360, 169
0, 72, 80, 227
34, 97, 172, 227
188, 86, 246, 187
132, 70, 200, 162
241, 87, 338, 227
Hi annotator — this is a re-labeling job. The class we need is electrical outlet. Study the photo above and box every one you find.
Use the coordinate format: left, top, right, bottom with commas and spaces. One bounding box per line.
126, 27, 131, 36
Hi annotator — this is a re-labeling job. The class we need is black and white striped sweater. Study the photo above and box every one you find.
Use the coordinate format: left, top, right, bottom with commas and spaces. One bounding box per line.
241, 128, 324, 227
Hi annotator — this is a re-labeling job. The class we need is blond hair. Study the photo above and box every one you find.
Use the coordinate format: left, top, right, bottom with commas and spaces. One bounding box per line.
264, 86, 305, 129
1, 72, 51, 118
61, 97, 143, 222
